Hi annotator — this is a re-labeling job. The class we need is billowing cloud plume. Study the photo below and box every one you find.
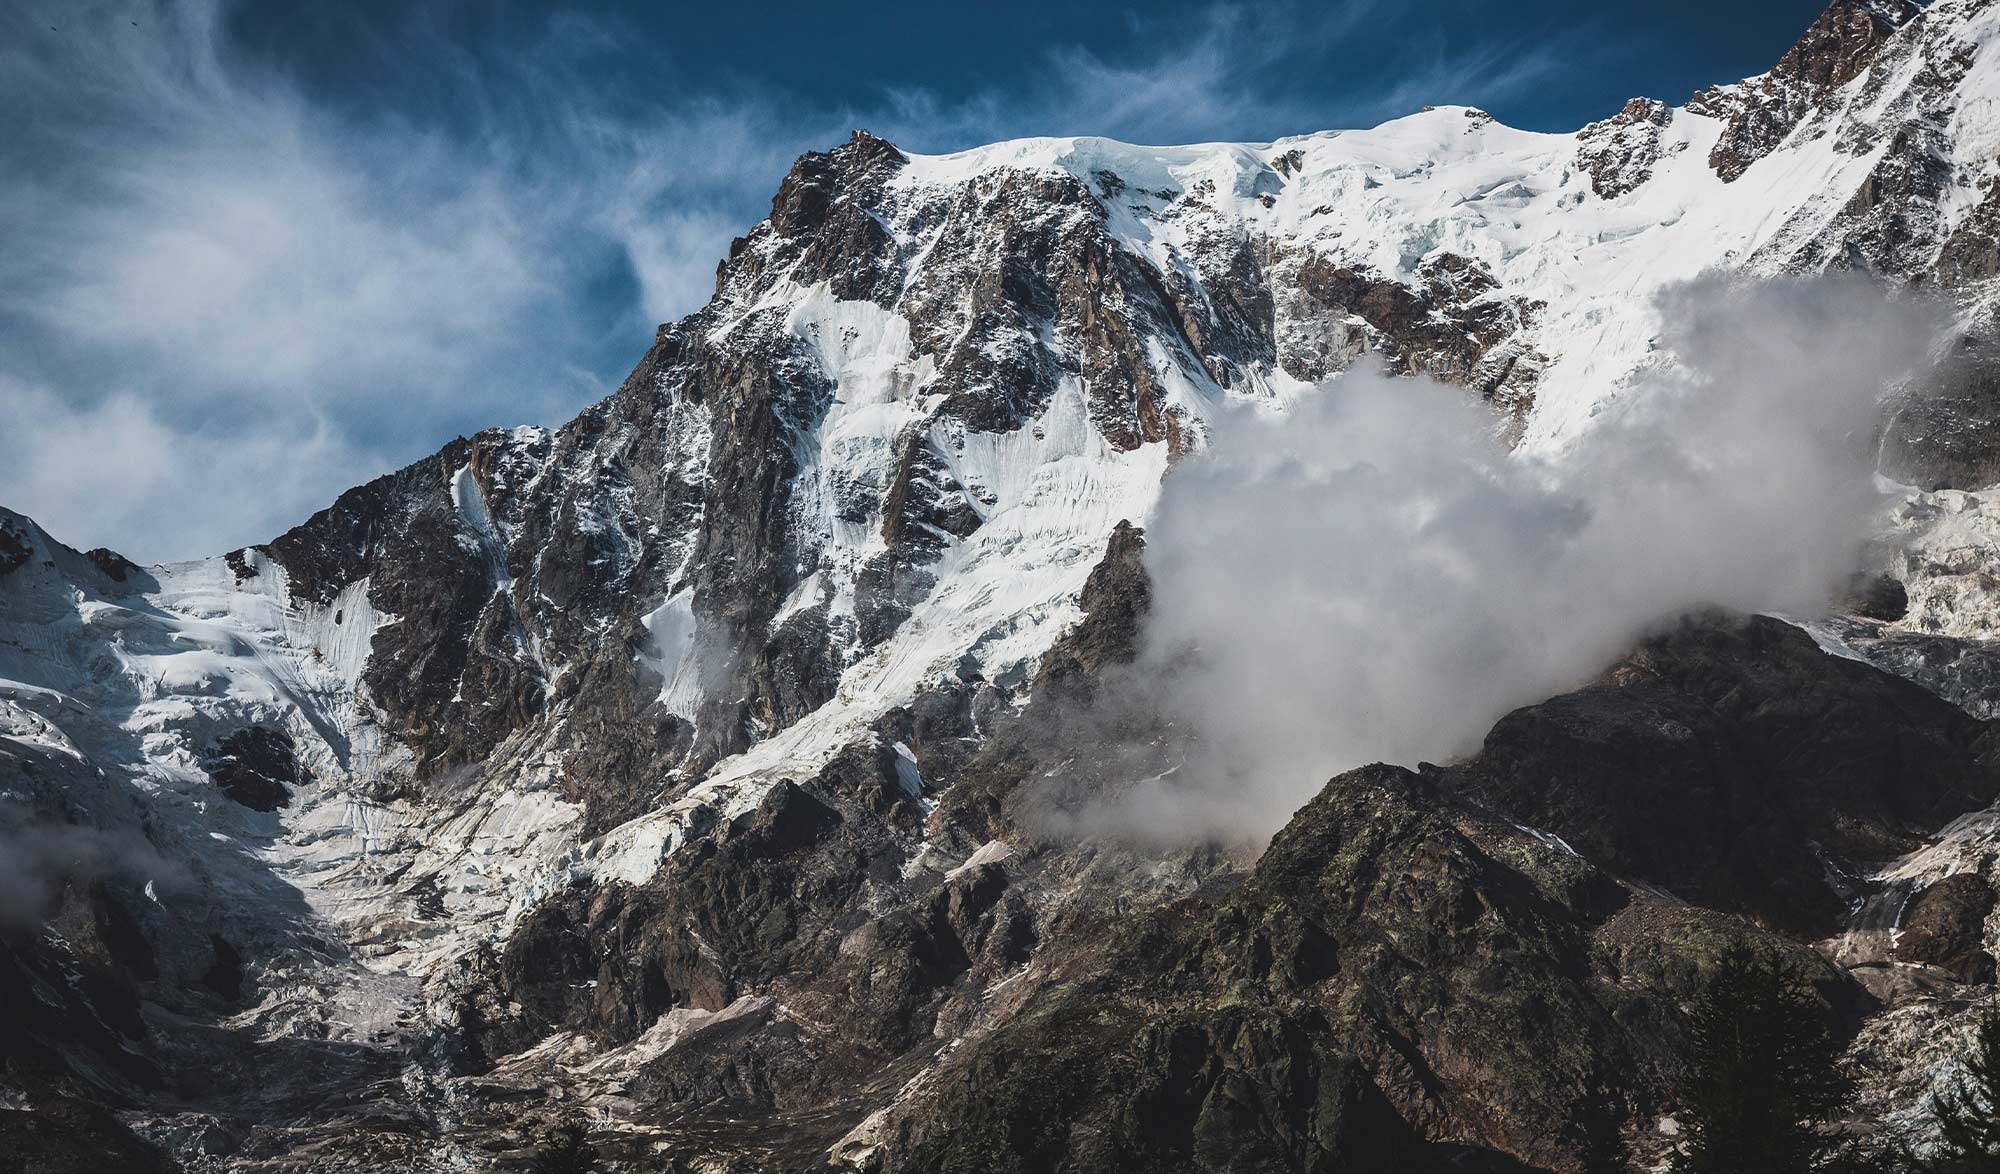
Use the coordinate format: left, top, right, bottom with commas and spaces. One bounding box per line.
1087, 276, 1937, 843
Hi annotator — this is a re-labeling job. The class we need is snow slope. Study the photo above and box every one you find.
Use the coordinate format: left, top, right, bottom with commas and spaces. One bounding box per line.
5, 4, 2000, 1158
13, 0, 2000, 959
570, 0, 2000, 878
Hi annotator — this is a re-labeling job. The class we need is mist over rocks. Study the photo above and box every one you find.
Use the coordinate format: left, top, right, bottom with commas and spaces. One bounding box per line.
1103, 275, 1935, 843
8, 0, 2000, 1167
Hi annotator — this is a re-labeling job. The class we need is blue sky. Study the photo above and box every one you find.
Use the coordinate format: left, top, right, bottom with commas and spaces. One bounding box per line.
0, 0, 1832, 560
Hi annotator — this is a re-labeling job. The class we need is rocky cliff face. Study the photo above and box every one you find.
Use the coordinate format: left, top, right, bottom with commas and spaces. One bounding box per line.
9, 1, 2000, 1169
1694, 0, 1923, 183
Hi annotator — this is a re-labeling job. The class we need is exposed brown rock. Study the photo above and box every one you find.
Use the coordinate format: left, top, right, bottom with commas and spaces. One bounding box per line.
1898, 872, 1996, 982
82, 547, 139, 583
202, 726, 301, 812
1839, 570, 1911, 621
0, 523, 28, 576
1288, 251, 1539, 421
1576, 97, 1672, 198
1697, 0, 1919, 182
1443, 612, 2000, 937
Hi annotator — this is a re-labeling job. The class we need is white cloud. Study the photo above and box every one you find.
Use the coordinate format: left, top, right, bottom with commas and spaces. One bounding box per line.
0, 0, 791, 560
0, 0, 1612, 562
0, 378, 364, 561
1069, 277, 1938, 844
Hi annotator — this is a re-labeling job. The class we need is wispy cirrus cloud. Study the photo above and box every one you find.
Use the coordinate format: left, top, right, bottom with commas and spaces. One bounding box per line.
878, 1, 1595, 148
0, 0, 1605, 561
0, 1, 810, 559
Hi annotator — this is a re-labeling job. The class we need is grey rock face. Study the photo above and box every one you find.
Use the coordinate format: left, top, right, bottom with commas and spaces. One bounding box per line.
1695, 0, 1920, 183
11, 1, 2000, 1168
203, 727, 301, 812
1884, 330, 2000, 490
1897, 873, 1997, 982
1442, 613, 2000, 937
1576, 97, 1674, 199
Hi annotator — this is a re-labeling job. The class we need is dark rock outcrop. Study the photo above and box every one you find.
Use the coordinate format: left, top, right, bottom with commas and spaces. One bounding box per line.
869, 763, 1852, 1174
1898, 873, 1996, 983
0, 514, 33, 575
1291, 252, 1534, 388
1695, 0, 1920, 182
1839, 570, 1910, 622
1441, 612, 2000, 936
1576, 97, 1673, 199
1819, 616, 2000, 720
1031, 519, 1151, 696
0, 1099, 179, 1174
202, 727, 301, 812
82, 547, 140, 583
1882, 331, 2000, 490
11, 3, 2000, 1167
465, 756, 933, 1070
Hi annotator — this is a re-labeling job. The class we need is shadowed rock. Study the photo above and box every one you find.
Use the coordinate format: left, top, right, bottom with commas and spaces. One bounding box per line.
1898, 873, 1996, 983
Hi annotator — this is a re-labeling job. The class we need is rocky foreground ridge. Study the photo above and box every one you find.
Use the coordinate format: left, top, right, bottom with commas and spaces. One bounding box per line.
10, 1, 2000, 1169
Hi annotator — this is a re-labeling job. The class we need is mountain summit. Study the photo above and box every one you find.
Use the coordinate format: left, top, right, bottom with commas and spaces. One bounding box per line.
7, 1, 2000, 1168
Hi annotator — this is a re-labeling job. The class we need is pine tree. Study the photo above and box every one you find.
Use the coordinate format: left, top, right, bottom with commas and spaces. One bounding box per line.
1560, 1069, 1629, 1173
1670, 945, 1851, 1174
1907, 1012, 2000, 1174
531, 1113, 597, 1174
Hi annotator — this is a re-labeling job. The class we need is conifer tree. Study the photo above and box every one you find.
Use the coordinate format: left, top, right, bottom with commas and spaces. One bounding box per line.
1670, 945, 1850, 1174
1907, 1011, 2000, 1174
531, 1113, 597, 1174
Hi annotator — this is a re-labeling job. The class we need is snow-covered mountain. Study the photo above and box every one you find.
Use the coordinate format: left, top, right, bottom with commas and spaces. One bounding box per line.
10, 1, 2000, 1169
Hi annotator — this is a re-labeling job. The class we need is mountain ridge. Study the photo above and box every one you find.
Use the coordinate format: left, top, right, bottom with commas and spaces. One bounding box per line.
9, 0, 2000, 1167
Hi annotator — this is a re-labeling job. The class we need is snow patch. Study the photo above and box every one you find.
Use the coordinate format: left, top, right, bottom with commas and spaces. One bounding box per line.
640, 590, 706, 719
